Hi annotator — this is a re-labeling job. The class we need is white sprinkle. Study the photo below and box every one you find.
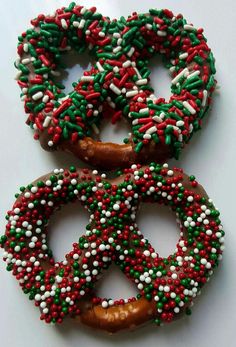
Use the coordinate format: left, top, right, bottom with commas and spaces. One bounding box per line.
80, 7, 87, 14
157, 30, 167, 37
43, 116, 51, 128
145, 277, 151, 284
42, 95, 49, 103
23, 43, 29, 52
152, 115, 163, 123
73, 254, 79, 260
109, 83, 121, 95
35, 294, 41, 301
136, 79, 148, 86
96, 61, 104, 72
146, 126, 157, 135
171, 68, 189, 84
127, 47, 135, 57
32, 91, 44, 101
183, 101, 196, 114
102, 301, 108, 308
206, 262, 212, 269
184, 24, 196, 31
99, 244, 106, 251
187, 70, 200, 79
145, 23, 152, 30
70, 179, 77, 186
15, 71, 22, 80
167, 170, 174, 176
108, 300, 114, 306
98, 31, 105, 37
179, 52, 188, 60
113, 204, 120, 211
134, 68, 142, 79
72, 21, 80, 28
122, 60, 132, 68
79, 19, 86, 29
81, 76, 94, 82
61, 19, 68, 29
202, 90, 208, 107
113, 32, 121, 38
139, 108, 149, 114
56, 275, 63, 284
176, 120, 184, 127
21, 58, 31, 65
113, 46, 122, 54
126, 90, 138, 98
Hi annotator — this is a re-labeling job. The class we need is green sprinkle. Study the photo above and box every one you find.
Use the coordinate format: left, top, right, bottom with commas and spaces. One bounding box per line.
134, 141, 143, 153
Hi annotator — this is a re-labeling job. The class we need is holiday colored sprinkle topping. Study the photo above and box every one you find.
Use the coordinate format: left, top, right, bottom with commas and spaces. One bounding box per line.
0, 162, 224, 328
16, 3, 216, 159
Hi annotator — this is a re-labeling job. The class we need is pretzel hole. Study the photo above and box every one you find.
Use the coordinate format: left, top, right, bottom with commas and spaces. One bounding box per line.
99, 117, 130, 144
96, 264, 138, 300
56, 49, 94, 94
137, 203, 179, 258
148, 54, 172, 101
48, 201, 90, 262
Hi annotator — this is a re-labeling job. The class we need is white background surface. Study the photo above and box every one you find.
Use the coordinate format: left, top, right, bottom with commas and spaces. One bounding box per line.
0, 0, 235, 346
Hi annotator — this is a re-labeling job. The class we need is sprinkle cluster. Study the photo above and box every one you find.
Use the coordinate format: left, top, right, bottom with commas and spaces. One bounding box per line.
16, 3, 216, 158
0, 163, 224, 325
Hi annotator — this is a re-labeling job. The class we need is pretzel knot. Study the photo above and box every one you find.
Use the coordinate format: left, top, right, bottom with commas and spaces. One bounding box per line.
16, 3, 216, 168
1, 163, 224, 332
